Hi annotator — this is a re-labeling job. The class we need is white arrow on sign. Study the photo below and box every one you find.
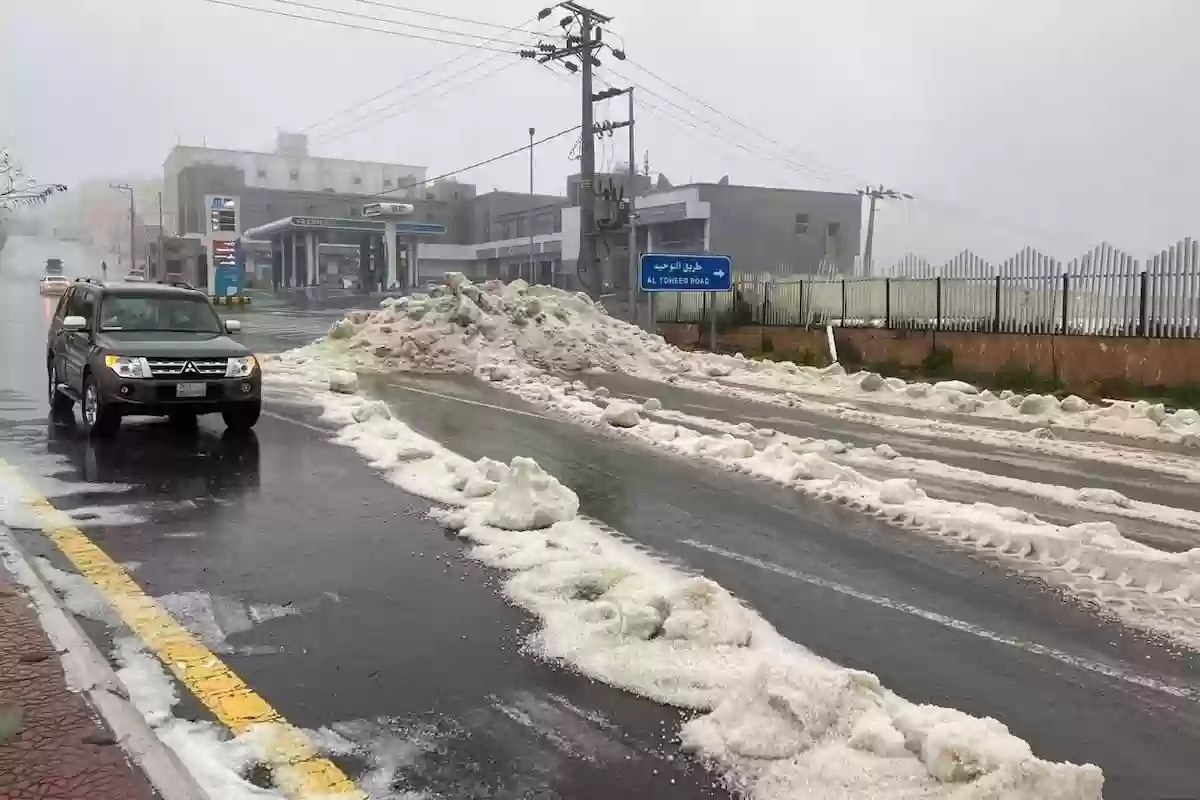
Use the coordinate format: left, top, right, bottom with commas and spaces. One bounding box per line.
713, 270, 726, 278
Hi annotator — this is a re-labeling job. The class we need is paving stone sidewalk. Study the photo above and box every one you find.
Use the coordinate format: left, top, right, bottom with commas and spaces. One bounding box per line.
0, 572, 157, 800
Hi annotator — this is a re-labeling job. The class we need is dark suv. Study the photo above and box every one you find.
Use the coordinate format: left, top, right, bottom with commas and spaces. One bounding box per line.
47, 279, 261, 436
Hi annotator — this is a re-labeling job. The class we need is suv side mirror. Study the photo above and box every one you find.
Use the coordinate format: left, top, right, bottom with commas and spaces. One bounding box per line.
62, 315, 87, 331
224, 319, 242, 334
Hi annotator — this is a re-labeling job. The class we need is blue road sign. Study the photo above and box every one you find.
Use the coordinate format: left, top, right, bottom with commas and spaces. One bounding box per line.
639, 252, 733, 292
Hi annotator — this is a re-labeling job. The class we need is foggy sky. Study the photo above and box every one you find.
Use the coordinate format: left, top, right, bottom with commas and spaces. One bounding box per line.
3, 0, 1198, 266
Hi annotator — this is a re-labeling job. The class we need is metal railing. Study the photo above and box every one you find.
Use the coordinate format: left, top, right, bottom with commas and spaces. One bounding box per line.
656, 237, 1200, 338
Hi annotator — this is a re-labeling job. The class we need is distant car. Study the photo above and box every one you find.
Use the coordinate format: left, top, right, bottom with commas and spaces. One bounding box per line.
125, 272, 147, 282
46, 279, 261, 437
39, 275, 71, 295
45, 258, 64, 275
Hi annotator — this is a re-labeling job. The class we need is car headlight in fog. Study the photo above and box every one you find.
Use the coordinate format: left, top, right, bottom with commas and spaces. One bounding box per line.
103, 355, 149, 378
226, 356, 258, 378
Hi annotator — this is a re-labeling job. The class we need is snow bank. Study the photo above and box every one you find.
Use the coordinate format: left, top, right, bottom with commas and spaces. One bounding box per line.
280, 273, 1200, 445
283, 381, 1101, 799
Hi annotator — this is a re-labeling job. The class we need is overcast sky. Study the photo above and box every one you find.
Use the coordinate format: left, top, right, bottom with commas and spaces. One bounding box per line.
3, 0, 1198, 266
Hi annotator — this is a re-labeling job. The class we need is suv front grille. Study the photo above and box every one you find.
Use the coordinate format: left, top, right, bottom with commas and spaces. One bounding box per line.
146, 357, 227, 377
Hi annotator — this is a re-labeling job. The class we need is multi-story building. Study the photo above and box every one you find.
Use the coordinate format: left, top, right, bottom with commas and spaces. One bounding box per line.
162, 133, 427, 237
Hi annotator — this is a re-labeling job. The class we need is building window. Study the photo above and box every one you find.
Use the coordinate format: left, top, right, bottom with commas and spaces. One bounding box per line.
289, 169, 299, 181
256, 169, 267, 179
383, 178, 393, 188
794, 214, 809, 235
827, 222, 840, 237
352, 176, 362, 186
515, 217, 526, 238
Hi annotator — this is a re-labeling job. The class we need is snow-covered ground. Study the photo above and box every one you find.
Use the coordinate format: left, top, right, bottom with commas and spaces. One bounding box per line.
258, 369, 1105, 798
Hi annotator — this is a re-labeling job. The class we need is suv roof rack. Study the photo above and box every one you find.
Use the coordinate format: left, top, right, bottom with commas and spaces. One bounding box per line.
75, 277, 103, 286
156, 280, 195, 290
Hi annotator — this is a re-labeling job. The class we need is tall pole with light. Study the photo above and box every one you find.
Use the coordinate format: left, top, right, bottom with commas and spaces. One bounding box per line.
528, 126, 536, 284
110, 183, 135, 275
858, 185, 912, 276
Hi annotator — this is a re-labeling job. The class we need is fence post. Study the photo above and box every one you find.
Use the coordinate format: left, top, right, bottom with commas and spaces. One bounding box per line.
1060, 273, 1070, 334
761, 279, 770, 325
884, 277, 891, 329
1137, 270, 1149, 336
841, 278, 847, 325
993, 275, 1001, 332
935, 276, 942, 331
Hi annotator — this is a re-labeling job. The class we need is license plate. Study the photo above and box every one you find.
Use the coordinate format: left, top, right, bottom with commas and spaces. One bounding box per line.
176, 382, 206, 398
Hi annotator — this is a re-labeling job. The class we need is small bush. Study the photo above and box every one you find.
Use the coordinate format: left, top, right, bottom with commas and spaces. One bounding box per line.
795, 347, 823, 367
921, 346, 954, 376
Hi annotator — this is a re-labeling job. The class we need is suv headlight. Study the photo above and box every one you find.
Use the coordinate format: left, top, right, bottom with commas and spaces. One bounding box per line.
226, 356, 258, 378
104, 355, 149, 378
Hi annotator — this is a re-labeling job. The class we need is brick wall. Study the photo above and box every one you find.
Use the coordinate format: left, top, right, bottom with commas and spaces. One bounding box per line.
657, 323, 1200, 391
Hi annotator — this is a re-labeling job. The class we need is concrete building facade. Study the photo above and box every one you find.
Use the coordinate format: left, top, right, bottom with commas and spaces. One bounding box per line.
162, 133, 426, 235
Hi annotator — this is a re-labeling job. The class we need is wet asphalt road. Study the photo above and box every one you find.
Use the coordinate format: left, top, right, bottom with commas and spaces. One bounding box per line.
3, 236, 1200, 797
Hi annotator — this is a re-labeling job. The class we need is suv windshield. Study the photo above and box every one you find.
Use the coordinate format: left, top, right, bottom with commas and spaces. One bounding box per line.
98, 294, 221, 334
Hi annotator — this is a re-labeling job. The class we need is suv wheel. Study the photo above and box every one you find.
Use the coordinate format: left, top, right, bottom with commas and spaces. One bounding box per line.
81, 376, 120, 438
222, 401, 261, 431
48, 362, 74, 421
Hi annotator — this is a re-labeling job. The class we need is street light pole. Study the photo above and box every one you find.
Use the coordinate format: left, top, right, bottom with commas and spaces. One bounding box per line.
157, 191, 164, 280
110, 183, 135, 276
528, 126, 536, 284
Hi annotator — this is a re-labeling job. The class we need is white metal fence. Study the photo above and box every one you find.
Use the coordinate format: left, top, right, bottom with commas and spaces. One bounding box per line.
656, 238, 1200, 338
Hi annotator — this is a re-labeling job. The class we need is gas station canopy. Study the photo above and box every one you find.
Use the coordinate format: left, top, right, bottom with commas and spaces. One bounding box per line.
242, 215, 446, 240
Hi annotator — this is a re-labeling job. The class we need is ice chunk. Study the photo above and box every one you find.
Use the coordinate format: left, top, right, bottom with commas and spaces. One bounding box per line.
642, 397, 663, 412
328, 319, 356, 339
482, 457, 579, 530
1075, 487, 1132, 508
1018, 394, 1055, 415
859, 372, 884, 392
1060, 395, 1090, 413
874, 443, 899, 459
328, 370, 358, 394
602, 401, 642, 428
933, 380, 979, 395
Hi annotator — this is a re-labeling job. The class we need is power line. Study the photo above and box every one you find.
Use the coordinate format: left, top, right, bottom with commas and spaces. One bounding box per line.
353, 0, 543, 35
296, 14, 541, 136
261, 0, 541, 45
622, 56, 865, 188
358, 124, 582, 200
204, 0, 531, 53
317, 57, 524, 145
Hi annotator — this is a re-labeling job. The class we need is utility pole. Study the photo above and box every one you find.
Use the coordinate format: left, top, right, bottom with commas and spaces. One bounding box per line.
626, 87, 637, 325
528, 126, 536, 284
523, 2, 621, 299
577, 11, 598, 297
110, 183, 135, 276
858, 185, 913, 276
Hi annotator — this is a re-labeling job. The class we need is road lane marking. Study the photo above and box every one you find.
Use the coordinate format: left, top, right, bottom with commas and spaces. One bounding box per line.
681, 538, 1198, 701
384, 382, 551, 421
0, 459, 365, 799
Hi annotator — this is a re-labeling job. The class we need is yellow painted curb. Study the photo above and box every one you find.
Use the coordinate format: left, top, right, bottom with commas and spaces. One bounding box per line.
0, 461, 364, 800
